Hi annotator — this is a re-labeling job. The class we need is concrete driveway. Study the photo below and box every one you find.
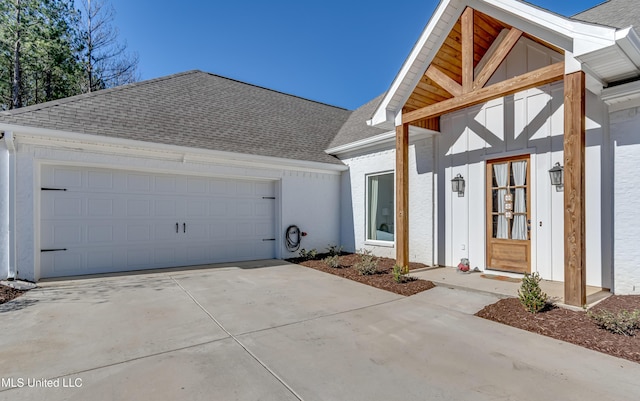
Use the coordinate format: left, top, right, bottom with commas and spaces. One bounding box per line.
0, 261, 638, 401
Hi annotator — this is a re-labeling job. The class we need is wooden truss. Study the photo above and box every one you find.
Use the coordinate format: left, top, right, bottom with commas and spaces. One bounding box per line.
395, 7, 586, 306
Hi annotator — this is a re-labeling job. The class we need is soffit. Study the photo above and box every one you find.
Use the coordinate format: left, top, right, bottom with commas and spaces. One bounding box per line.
403, 8, 564, 117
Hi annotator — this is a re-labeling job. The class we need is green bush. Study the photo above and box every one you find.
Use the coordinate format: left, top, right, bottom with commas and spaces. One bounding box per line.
324, 255, 340, 268
518, 272, 548, 313
392, 264, 408, 283
588, 309, 640, 336
327, 244, 343, 257
354, 249, 378, 275
298, 248, 318, 261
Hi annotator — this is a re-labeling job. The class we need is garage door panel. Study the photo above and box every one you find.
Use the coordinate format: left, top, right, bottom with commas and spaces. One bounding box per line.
42, 251, 83, 277
187, 177, 208, 194
127, 199, 152, 217
127, 248, 152, 267
53, 168, 83, 188
186, 199, 208, 217
126, 225, 151, 241
40, 166, 276, 278
155, 199, 178, 216
54, 197, 83, 217
126, 173, 151, 192
87, 198, 114, 217
209, 200, 227, 216
87, 225, 113, 243
87, 170, 114, 189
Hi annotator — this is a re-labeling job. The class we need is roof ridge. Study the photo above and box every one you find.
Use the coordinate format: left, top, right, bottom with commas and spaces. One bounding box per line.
1, 69, 350, 116
198, 71, 349, 111
0, 70, 203, 116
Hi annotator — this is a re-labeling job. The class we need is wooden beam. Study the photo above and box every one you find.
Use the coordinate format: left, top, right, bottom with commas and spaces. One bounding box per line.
474, 28, 523, 90
403, 61, 564, 123
425, 65, 463, 97
396, 123, 409, 271
563, 71, 586, 307
462, 8, 474, 93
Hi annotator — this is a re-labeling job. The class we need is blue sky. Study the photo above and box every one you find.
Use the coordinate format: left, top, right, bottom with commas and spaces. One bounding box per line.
103, 0, 603, 110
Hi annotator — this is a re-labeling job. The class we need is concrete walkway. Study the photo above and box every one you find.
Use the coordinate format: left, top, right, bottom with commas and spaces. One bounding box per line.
412, 266, 610, 307
0, 261, 638, 401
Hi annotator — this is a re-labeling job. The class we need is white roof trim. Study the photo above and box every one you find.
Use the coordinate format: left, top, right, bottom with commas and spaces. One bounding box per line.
602, 80, 640, 112
325, 126, 438, 156
0, 123, 348, 173
371, 0, 621, 128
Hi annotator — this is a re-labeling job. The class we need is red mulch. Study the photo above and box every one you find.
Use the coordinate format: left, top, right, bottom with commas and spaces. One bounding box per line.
476, 296, 640, 363
0, 284, 26, 304
289, 253, 435, 296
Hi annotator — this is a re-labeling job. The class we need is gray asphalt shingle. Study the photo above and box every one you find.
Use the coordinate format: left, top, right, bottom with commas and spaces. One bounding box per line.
327, 94, 388, 150
573, 0, 640, 35
0, 70, 351, 165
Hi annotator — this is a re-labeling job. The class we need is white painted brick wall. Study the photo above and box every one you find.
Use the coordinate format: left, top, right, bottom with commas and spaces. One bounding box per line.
610, 107, 640, 294
339, 138, 434, 265
13, 140, 342, 280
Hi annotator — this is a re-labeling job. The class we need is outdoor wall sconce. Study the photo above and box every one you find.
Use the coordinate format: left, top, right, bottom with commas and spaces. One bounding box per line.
548, 162, 564, 191
451, 174, 465, 197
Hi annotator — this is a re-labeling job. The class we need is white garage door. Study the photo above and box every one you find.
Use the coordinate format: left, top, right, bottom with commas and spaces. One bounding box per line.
40, 166, 276, 278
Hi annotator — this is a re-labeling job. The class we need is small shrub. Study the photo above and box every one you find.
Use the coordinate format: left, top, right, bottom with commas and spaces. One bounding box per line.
392, 264, 408, 283
324, 255, 340, 268
354, 249, 378, 275
588, 309, 640, 336
298, 248, 318, 261
327, 244, 343, 257
518, 272, 548, 313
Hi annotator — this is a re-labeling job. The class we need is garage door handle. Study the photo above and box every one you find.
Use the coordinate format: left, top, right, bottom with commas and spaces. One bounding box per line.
183, 223, 186, 233
176, 222, 179, 233
41, 248, 67, 252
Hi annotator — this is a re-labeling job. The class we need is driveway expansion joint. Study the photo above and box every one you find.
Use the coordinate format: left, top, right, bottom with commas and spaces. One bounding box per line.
170, 276, 305, 401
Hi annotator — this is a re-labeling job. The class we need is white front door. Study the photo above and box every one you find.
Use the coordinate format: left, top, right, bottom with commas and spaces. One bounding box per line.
40, 166, 276, 278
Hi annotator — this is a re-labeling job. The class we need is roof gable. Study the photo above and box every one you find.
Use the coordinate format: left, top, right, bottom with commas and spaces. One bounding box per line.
0, 70, 351, 165
370, 0, 632, 128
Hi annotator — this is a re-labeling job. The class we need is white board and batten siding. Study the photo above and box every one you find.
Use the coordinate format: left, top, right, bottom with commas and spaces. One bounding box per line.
40, 166, 276, 278
439, 36, 610, 288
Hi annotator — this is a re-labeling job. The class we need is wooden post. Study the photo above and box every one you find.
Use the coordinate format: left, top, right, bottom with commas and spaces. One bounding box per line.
396, 123, 409, 271
563, 71, 586, 307
461, 8, 474, 93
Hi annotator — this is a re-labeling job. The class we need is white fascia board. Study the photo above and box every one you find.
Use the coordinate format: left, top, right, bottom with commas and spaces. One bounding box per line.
370, 0, 462, 127
0, 123, 348, 173
615, 27, 640, 70
602, 80, 640, 104
468, 0, 616, 54
325, 126, 439, 156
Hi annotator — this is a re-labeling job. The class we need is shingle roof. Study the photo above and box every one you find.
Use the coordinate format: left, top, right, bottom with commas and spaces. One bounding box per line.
573, 0, 640, 35
0, 70, 351, 165
327, 94, 388, 150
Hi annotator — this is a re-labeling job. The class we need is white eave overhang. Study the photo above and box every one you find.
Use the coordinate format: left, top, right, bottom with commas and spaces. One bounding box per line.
0, 123, 349, 173
325, 126, 439, 157
369, 0, 636, 129
575, 27, 640, 85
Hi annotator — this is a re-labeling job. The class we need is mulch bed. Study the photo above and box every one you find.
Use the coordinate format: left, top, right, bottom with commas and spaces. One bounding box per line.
289, 253, 435, 296
476, 296, 640, 363
0, 284, 26, 304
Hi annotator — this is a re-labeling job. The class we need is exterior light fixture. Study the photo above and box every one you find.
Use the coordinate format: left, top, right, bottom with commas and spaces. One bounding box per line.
548, 162, 564, 190
451, 174, 465, 197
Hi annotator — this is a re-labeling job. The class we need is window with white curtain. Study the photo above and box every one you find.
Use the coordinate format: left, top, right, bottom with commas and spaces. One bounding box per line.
490, 159, 528, 240
366, 172, 394, 242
